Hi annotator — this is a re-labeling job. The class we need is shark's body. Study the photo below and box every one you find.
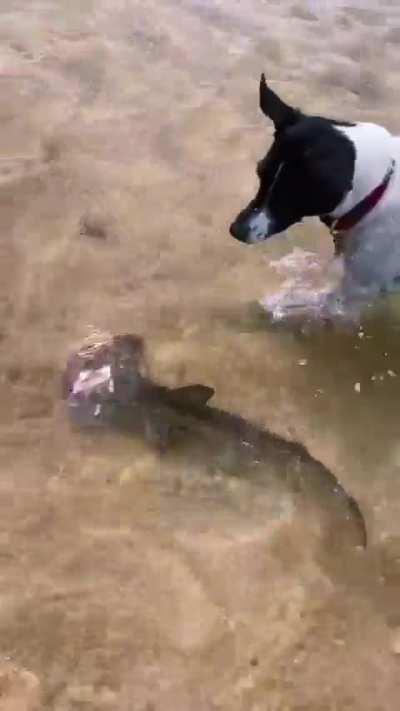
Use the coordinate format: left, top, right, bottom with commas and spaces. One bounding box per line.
63, 334, 367, 548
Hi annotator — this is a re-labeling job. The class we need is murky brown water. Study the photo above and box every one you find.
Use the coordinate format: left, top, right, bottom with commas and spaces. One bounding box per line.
2, 0, 400, 708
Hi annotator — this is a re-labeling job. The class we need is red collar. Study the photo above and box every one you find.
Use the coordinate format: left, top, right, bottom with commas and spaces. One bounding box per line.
322, 159, 395, 253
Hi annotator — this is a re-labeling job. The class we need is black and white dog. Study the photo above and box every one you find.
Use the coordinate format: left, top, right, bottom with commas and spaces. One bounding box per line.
230, 75, 400, 317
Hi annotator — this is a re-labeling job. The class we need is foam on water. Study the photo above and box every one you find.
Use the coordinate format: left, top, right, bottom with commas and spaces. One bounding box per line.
259, 248, 346, 323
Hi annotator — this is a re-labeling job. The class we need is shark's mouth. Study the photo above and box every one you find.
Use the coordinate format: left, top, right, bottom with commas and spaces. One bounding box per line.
67, 365, 114, 424
63, 332, 147, 426
71, 365, 114, 398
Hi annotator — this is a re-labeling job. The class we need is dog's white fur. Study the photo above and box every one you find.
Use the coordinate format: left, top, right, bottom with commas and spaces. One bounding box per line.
248, 163, 285, 243
261, 121, 400, 323
333, 123, 400, 297
247, 209, 271, 243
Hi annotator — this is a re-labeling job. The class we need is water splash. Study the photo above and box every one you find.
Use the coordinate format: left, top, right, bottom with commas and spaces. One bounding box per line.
260, 248, 342, 323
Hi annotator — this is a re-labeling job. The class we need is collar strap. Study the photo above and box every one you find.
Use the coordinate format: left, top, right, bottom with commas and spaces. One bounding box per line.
322, 159, 395, 236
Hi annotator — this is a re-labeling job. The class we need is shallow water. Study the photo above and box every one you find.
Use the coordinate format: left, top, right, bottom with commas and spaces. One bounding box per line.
2, 0, 400, 708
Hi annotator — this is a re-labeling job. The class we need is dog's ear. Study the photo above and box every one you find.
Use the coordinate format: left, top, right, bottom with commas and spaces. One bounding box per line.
259, 73, 299, 129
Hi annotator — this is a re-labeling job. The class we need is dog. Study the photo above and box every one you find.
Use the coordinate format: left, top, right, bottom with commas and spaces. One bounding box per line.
230, 74, 400, 318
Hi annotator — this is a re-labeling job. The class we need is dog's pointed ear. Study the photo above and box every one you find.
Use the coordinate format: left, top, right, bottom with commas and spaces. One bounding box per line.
259, 73, 299, 129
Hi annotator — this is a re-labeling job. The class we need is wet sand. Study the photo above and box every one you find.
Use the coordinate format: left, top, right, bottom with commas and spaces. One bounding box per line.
1, 0, 400, 708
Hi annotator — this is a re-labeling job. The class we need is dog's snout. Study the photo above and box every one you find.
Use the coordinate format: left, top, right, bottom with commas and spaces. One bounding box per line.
229, 221, 237, 238
230, 220, 248, 243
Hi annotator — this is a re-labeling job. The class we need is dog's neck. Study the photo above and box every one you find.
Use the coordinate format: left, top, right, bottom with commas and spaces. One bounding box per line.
329, 122, 394, 222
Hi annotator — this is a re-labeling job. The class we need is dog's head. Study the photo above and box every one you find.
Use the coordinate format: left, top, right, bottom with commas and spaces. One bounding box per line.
229, 75, 356, 244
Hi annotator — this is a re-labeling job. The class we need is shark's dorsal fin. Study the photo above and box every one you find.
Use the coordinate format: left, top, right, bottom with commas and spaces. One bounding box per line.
167, 385, 215, 408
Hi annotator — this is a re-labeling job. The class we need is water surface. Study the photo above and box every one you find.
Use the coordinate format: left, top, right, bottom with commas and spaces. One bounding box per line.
1, 0, 400, 708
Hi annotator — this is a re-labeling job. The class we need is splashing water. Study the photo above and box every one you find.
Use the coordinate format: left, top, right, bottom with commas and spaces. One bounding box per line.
259, 248, 342, 322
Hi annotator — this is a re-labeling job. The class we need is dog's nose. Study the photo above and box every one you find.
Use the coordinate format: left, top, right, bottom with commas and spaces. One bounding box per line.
229, 221, 248, 242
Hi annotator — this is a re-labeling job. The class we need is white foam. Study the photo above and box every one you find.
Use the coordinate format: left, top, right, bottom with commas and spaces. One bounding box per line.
260, 248, 350, 323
